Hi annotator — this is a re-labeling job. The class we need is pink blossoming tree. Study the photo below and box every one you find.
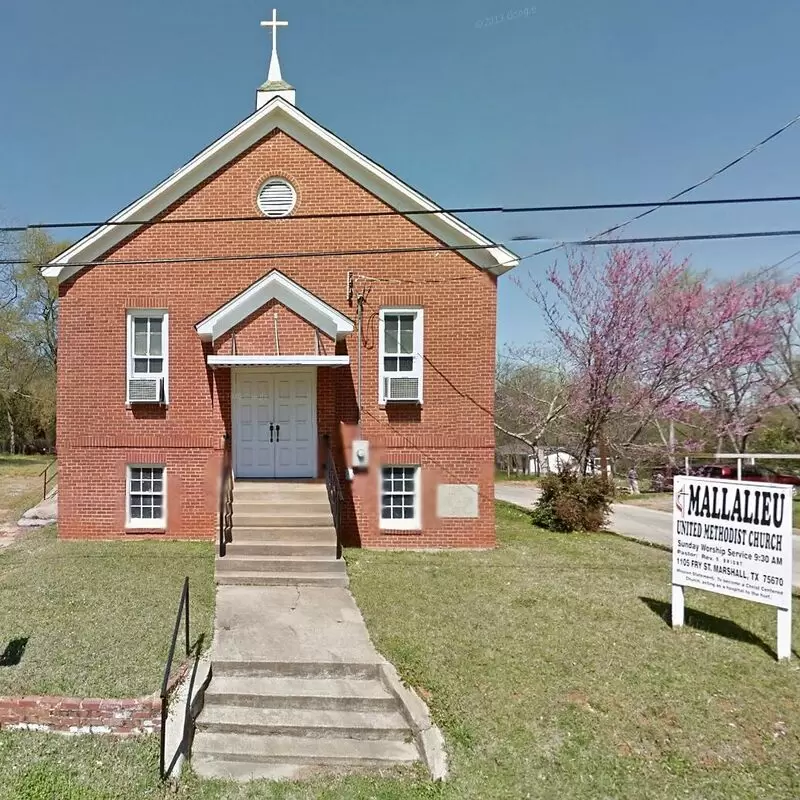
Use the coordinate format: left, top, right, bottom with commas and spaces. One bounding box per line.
523, 247, 798, 469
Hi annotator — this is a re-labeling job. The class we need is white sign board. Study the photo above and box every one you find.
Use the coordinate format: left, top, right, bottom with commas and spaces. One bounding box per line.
436, 485, 479, 518
672, 475, 793, 659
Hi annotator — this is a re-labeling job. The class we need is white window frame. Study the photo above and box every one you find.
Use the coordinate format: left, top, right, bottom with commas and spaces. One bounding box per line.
378, 308, 424, 404
126, 464, 167, 530
379, 465, 421, 531
126, 310, 169, 404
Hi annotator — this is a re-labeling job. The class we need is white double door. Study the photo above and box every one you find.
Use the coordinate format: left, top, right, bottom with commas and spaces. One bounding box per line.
233, 369, 317, 479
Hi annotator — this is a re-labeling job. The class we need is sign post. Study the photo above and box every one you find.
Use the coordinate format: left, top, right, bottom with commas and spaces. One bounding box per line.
672, 475, 793, 660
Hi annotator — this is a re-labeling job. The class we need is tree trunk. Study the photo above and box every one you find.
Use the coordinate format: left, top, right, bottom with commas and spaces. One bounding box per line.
669, 419, 676, 466
6, 405, 15, 455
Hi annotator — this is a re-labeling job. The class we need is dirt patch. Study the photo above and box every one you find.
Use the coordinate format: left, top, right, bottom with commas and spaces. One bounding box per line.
0, 522, 23, 550
0, 476, 41, 524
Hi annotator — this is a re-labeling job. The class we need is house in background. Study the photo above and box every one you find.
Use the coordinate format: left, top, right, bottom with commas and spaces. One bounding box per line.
536, 449, 578, 475
496, 444, 578, 476
44, 15, 519, 551
495, 443, 535, 475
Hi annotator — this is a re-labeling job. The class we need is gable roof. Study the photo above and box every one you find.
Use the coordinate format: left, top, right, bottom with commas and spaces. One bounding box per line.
43, 97, 519, 283
195, 269, 354, 342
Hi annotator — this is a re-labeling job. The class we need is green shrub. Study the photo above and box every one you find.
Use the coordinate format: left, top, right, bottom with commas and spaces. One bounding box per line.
531, 468, 614, 532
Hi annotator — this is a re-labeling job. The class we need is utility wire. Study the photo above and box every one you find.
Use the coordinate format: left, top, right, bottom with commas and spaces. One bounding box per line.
6, 242, 494, 269
10, 228, 800, 270
766, 248, 800, 271
515, 228, 800, 246
6, 193, 800, 233
522, 110, 800, 260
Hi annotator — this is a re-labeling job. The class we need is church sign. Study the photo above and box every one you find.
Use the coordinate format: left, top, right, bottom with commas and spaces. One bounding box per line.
672, 475, 793, 660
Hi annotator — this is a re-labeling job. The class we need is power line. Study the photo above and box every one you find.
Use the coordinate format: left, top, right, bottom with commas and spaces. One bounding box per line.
6, 242, 495, 270
515, 228, 800, 246
6, 193, 800, 233
7, 228, 800, 271
767, 248, 800, 271
524, 110, 800, 260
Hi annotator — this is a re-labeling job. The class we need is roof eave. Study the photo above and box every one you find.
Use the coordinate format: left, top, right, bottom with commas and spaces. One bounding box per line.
44, 96, 520, 280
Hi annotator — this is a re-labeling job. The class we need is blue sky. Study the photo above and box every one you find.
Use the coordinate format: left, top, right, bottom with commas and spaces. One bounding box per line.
2, 0, 800, 348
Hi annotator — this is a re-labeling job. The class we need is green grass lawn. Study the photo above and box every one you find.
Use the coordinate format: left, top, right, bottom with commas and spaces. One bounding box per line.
1, 503, 799, 799
0, 525, 215, 697
494, 470, 541, 482
0, 455, 54, 525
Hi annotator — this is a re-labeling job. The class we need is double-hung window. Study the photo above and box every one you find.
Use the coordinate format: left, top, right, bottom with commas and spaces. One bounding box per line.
380, 466, 421, 530
127, 465, 166, 528
126, 311, 168, 404
379, 308, 423, 403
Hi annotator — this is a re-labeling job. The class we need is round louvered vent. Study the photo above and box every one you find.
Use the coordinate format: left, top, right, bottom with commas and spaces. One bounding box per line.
257, 178, 297, 217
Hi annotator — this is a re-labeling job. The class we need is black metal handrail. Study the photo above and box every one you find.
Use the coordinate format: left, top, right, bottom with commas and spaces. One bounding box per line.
39, 458, 58, 500
219, 437, 233, 557
160, 576, 190, 781
323, 434, 344, 559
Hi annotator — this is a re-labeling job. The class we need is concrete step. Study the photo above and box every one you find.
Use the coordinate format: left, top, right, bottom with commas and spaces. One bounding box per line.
233, 484, 328, 503
233, 488, 329, 502
190, 759, 366, 782
191, 732, 419, 774
211, 661, 383, 680
231, 526, 336, 542
225, 541, 337, 558
215, 571, 348, 588
232, 513, 334, 528
234, 481, 327, 493
232, 501, 332, 516
204, 676, 397, 713
189, 759, 316, 782
216, 556, 346, 574
196, 705, 411, 741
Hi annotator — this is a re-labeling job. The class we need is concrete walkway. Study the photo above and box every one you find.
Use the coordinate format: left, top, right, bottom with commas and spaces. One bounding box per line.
495, 482, 800, 589
192, 584, 445, 781
212, 585, 384, 668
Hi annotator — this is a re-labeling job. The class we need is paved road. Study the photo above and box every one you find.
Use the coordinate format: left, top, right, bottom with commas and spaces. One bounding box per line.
495, 482, 800, 588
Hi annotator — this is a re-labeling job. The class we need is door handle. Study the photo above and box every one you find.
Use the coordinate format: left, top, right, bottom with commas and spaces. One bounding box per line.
276, 424, 280, 443
269, 423, 274, 443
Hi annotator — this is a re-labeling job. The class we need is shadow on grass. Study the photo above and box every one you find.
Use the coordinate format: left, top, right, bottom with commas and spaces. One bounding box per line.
0, 637, 29, 666
639, 597, 794, 660
190, 632, 206, 659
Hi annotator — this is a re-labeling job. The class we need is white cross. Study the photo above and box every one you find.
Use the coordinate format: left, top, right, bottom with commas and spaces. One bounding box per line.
261, 8, 288, 58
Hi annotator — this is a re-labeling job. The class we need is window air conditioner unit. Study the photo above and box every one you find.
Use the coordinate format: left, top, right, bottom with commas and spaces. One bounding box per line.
384, 376, 420, 403
129, 377, 164, 404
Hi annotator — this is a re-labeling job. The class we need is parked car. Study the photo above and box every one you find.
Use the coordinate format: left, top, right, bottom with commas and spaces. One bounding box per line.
741, 464, 800, 494
693, 463, 800, 494
692, 464, 736, 480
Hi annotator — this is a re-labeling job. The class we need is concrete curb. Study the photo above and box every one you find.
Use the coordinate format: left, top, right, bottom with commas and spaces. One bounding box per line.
164, 652, 212, 781
378, 660, 448, 781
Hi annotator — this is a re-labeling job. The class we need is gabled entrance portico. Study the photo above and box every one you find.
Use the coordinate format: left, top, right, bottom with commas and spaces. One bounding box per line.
196, 270, 354, 481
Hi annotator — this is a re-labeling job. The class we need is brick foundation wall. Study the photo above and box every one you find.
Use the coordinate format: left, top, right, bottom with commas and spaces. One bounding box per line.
57, 128, 497, 547
58, 446, 220, 539
0, 695, 161, 735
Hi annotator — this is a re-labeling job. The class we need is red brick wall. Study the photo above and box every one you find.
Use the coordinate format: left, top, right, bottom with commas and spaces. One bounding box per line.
57, 127, 497, 547
0, 695, 161, 735
214, 299, 334, 357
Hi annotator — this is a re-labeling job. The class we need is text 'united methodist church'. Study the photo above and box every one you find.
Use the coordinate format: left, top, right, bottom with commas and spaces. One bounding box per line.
675, 483, 786, 552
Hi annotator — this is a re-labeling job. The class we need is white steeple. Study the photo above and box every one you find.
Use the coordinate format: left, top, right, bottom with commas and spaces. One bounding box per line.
257, 9, 295, 108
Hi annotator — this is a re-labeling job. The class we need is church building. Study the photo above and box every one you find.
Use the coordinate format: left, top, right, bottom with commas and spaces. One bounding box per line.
44, 10, 519, 555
